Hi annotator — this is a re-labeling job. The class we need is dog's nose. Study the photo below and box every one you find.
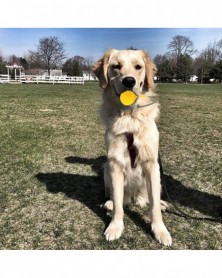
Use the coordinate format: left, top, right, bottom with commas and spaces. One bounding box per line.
122, 77, 136, 88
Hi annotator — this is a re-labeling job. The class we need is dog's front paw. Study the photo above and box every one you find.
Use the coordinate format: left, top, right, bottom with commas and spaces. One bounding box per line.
151, 222, 172, 246
104, 221, 124, 241
160, 200, 169, 212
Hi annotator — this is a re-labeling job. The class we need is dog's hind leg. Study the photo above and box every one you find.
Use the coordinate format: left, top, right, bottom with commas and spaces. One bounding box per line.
135, 183, 168, 211
104, 162, 112, 198
135, 184, 149, 207
160, 200, 168, 212
103, 162, 114, 212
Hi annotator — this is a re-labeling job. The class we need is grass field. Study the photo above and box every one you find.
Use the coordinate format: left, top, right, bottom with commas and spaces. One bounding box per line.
0, 82, 221, 250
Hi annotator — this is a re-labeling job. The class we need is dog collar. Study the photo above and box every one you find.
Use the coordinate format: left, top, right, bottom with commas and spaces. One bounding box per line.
121, 98, 157, 112
120, 90, 158, 111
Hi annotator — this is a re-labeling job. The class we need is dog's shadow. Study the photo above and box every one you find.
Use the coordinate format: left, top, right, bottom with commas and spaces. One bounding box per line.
36, 156, 110, 227
161, 175, 222, 222
36, 156, 222, 236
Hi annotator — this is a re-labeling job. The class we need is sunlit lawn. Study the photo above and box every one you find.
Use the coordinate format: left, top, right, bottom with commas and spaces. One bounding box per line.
0, 82, 221, 249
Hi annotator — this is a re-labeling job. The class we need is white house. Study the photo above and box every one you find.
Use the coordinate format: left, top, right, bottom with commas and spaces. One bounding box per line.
42, 69, 63, 76
190, 75, 198, 82
83, 70, 98, 81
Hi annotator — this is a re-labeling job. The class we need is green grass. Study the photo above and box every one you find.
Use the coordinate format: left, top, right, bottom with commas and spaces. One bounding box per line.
0, 82, 221, 250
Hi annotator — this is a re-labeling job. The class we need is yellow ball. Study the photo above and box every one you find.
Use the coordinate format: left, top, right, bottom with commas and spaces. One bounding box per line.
120, 90, 137, 106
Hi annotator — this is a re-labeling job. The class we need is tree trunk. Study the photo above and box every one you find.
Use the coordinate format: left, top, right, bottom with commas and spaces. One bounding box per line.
47, 60, 50, 76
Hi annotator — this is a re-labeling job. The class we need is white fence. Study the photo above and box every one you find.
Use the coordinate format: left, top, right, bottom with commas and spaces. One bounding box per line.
0, 75, 84, 85
0, 75, 9, 83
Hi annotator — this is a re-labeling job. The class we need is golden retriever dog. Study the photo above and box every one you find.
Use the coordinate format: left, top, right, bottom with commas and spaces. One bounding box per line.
92, 49, 172, 246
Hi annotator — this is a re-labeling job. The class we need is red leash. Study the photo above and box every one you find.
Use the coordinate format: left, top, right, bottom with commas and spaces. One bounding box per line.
125, 133, 137, 169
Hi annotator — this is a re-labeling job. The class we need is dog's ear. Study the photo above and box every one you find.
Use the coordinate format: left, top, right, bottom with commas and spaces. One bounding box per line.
92, 49, 114, 89
141, 50, 157, 90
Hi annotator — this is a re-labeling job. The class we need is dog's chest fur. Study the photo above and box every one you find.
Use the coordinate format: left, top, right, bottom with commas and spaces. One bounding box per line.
105, 109, 158, 168
102, 102, 159, 197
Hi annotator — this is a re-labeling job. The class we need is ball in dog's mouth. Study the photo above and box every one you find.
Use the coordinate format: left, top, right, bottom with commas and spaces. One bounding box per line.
120, 90, 138, 106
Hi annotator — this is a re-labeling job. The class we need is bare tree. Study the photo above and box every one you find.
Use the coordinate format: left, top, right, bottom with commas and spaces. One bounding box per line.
194, 40, 221, 83
154, 54, 165, 82
217, 39, 222, 59
37, 36, 66, 75
0, 50, 7, 74
217, 39, 222, 48
204, 41, 221, 63
7, 54, 20, 65
168, 35, 196, 61
84, 56, 94, 69
25, 50, 42, 68
84, 56, 94, 80
167, 35, 196, 81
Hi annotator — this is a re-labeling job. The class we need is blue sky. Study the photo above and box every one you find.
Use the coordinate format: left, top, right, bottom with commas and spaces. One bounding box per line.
0, 28, 222, 62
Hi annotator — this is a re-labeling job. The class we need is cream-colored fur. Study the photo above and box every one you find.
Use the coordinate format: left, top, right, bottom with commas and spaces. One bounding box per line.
93, 49, 172, 246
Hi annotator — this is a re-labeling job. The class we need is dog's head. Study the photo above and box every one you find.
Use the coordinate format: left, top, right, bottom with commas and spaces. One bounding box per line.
92, 49, 157, 96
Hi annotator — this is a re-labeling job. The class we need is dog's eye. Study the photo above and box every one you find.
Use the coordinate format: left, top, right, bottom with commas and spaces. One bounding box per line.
112, 64, 121, 70
135, 64, 142, 70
